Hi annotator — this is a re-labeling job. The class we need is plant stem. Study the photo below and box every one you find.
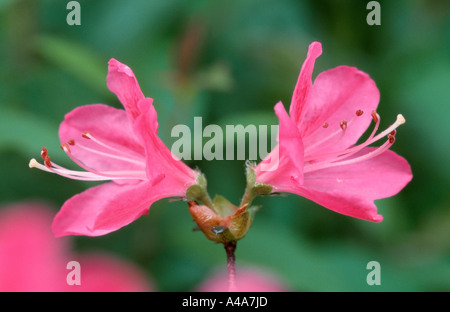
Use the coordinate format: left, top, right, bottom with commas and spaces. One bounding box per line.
224, 241, 237, 292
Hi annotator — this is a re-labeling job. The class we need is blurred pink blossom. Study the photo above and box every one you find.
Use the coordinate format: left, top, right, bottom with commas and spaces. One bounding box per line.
196, 267, 289, 292
0, 202, 152, 291
29, 59, 199, 237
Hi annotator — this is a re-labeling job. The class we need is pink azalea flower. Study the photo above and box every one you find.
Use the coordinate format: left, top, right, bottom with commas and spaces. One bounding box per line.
29, 59, 199, 236
254, 42, 412, 222
0, 202, 152, 291
196, 267, 289, 292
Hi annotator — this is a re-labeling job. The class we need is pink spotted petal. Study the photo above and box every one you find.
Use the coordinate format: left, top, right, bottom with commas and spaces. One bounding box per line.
59, 104, 145, 173
256, 102, 304, 187
106, 58, 146, 121
301, 66, 380, 156
281, 149, 412, 222
289, 41, 322, 126
52, 181, 160, 237
133, 97, 197, 188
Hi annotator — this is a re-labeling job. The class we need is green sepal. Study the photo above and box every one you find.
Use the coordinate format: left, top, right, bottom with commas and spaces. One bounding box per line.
213, 195, 238, 218
186, 184, 204, 201
251, 183, 273, 196
227, 210, 252, 240
246, 163, 256, 186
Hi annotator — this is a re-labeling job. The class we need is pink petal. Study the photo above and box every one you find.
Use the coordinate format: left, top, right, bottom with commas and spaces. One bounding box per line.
289, 41, 322, 126
133, 97, 197, 189
59, 104, 145, 173
293, 187, 383, 222
52, 181, 161, 237
256, 102, 304, 187
307, 149, 412, 198
106, 58, 146, 121
301, 66, 380, 156
280, 149, 412, 222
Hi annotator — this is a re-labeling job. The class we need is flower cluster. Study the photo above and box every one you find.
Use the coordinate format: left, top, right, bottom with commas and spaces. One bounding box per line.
30, 42, 412, 242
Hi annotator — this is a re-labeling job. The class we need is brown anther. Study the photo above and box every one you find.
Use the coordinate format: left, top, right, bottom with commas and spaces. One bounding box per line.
44, 155, 52, 168
41, 147, 48, 159
82, 132, 91, 139
356, 109, 364, 116
61, 143, 71, 153
340, 120, 347, 130
390, 130, 397, 136
371, 110, 379, 123
68, 139, 75, 145
322, 122, 328, 128
388, 134, 395, 144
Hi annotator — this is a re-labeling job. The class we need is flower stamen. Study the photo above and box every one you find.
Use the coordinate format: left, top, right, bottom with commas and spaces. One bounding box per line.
305, 109, 364, 154
61, 141, 145, 180
77, 131, 145, 166
304, 113, 405, 173
305, 121, 347, 153
29, 143, 147, 182
305, 110, 380, 162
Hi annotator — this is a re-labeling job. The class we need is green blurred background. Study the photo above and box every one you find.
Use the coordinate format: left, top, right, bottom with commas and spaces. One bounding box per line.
0, 0, 449, 291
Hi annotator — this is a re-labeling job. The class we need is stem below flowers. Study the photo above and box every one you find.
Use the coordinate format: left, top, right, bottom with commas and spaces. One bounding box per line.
224, 241, 237, 292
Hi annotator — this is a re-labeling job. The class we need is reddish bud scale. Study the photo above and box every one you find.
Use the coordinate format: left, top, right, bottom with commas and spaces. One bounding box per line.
233, 204, 248, 216
187, 200, 198, 208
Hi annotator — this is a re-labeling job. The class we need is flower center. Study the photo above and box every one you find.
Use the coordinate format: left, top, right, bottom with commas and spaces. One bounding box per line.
303, 110, 405, 173
29, 131, 147, 182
